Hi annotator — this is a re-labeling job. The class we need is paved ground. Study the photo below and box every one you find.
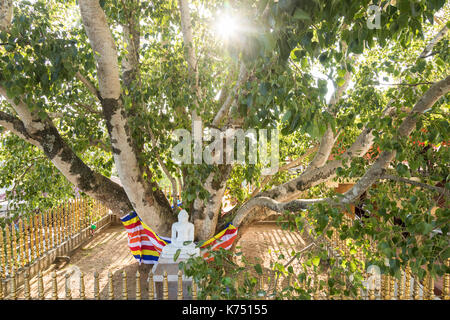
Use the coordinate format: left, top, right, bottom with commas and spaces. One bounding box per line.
14, 222, 310, 299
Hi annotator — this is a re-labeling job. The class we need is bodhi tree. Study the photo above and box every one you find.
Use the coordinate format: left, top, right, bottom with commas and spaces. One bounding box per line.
0, 0, 449, 284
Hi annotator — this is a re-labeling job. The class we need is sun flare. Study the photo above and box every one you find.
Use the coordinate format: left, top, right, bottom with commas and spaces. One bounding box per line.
214, 13, 239, 40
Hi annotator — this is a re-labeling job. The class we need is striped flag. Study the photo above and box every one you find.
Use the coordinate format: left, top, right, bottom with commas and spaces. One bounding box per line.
200, 223, 238, 262
121, 211, 238, 264
121, 211, 171, 264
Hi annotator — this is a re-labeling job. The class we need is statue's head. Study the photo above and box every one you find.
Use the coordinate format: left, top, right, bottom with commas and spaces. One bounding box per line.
178, 209, 189, 223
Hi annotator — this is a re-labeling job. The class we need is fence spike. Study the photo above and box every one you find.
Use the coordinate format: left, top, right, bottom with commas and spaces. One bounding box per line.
163, 270, 169, 300
18, 219, 25, 268
389, 275, 395, 300
192, 279, 197, 300
148, 271, 154, 300
38, 271, 44, 300
93, 271, 100, 300
68, 201, 73, 238
65, 273, 72, 300
4, 226, 12, 276
34, 215, 40, 258
57, 207, 62, 246
136, 271, 141, 300
423, 272, 430, 300
413, 277, 420, 300
44, 212, 50, 252
42, 212, 50, 252
404, 267, 411, 300
52, 270, 58, 300
28, 219, 35, 264
395, 270, 403, 300
10, 223, 18, 271
122, 271, 128, 300
50, 209, 55, 248
426, 273, 434, 300
63, 205, 68, 242
79, 271, 86, 300
0, 227, 6, 279
108, 271, 114, 300
177, 270, 183, 300
381, 274, 388, 300
369, 275, 376, 300
39, 214, 44, 257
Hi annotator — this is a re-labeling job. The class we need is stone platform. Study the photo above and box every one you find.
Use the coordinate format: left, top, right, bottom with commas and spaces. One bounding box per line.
152, 261, 193, 300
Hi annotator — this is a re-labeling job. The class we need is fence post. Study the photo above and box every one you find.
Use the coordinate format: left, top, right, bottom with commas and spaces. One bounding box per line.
94, 271, 100, 300
18, 219, 25, 268
397, 270, 404, 300
163, 270, 169, 300
444, 259, 449, 300
177, 270, 183, 300
65, 273, 72, 300
369, 276, 376, 300
148, 271, 154, 300
38, 271, 44, 300
381, 274, 388, 300
29, 219, 35, 264
45, 212, 50, 252
80, 271, 86, 300
34, 215, 40, 258
43, 212, 48, 253
192, 279, 197, 300
0, 227, 5, 279
389, 275, 395, 300
425, 273, 434, 300
24, 271, 31, 300
63, 204, 68, 243
122, 271, 128, 300
50, 209, 55, 249
39, 214, 44, 257
52, 270, 58, 300
413, 277, 420, 300
404, 267, 411, 300
57, 206, 62, 246
11, 270, 17, 300
136, 271, 141, 300
11, 223, 18, 271
423, 273, 430, 300
108, 271, 114, 300
5, 226, 12, 276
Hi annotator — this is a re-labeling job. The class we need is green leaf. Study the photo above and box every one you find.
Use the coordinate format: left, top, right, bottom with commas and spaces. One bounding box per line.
174, 249, 181, 262
336, 77, 345, 87
312, 256, 320, 266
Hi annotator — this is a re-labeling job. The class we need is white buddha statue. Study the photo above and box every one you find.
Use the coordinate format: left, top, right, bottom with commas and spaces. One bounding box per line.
160, 209, 200, 260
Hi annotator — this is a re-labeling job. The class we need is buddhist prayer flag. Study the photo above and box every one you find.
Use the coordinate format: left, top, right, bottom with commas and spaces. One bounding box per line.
199, 223, 238, 262
121, 211, 171, 264
121, 211, 238, 264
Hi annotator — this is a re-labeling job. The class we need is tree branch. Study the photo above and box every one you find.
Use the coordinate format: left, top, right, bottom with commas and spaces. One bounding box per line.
0, 0, 12, 32
148, 127, 178, 208
212, 63, 248, 127
340, 75, 450, 204
418, 25, 448, 59
250, 144, 318, 198
381, 174, 448, 196
75, 71, 101, 100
